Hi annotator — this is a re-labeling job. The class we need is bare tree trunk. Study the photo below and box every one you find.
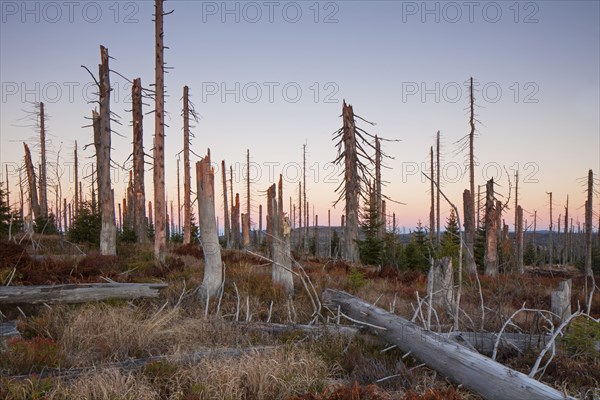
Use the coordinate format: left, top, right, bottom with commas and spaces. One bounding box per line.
153, 0, 167, 261
63, 198, 67, 232
177, 159, 181, 236
547, 191, 553, 266
222, 160, 231, 248
341, 102, 360, 263
551, 279, 572, 322
375, 136, 383, 240
197, 150, 223, 297
231, 193, 240, 249
429, 145, 435, 244
23, 143, 41, 219
484, 179, 498, 276
148, 201, 153, 227
183, 85, 192, 245
246, 149, 251, 238
95, 46, 117, 256
563, 197, 569, 266
74, 141, 78, 217
436, 131, 441, 245
585, 169, 593, 276
298, 181, 302, 251
125, 171, 135, 231
303, 145, 309, 256
258, 204, 263, 245
514, 170, 519, 233
463, 189, 477, 274
328, 209, 331, 258
268, 183, 293, 295
382, 200, 386, 233
38, 102, 48, 217
516, 205, 524, 273
242, 213, 250, 248
428, 257, 454, 312
129, 78, 148, 243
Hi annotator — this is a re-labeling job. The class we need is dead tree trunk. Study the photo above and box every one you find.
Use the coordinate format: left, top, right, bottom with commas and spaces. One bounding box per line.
95, 46, 117, 256
551, 279, 572, 322
547, 191, 553, 266
375, 136, 383, 240
436, 131, 441, 245
563, 197, 569, 266
516, 205, 524, 273
463, 189, 477, 274
303, 145, 309, 256
246, 149, 251, 243
484, 179, 498, 276
38, 102, 48, 217
196, 150, 223, 297
429, 145, 435, 245
23, 143, 41, 219
268, 183, 293, 295
125, 172, 135, 231
231, 193, 240, 249
222, 160, 231, 248
153, 0, 167, 261
74, 141, 79, 217
323, 289, 575, 400
242, 213, 250, 248
182, 85, 192, 244
465, 78, 478, 272
427, 256, 454, 312
258, 204, 263, 245
341, 102, 359, 263
132, 78, 148, 243
585, 169, 593, 276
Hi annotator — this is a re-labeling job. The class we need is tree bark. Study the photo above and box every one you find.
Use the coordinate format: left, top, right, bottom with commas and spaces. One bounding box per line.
23, 143, 41, 219
585, 170, 593, 276
484, 179, 498, 276
38, 102, 48, 217
342, 102, 360, 263
551, 279, 571, 322
0, 283, 167, 305
436, 131, 441, 245
132, 78, 148, 243
231, 193, 240, 249
463, 189, 477, 274
183, 85, 192, 245
429, 146, 435, 244
516, 205, 524, 273
428, 256, 454, 311
196, 150, 223, 297
153, 0, 167, 261
222, 160, 231, 248
268, 183, 293, 295
96, 45, 117, 256
323, 289, 575, 400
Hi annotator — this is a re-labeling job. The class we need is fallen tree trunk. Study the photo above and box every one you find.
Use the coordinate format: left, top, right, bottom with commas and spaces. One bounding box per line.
323, 289, 574, 400
3, 346, 278, 381
0, 283, 167, 305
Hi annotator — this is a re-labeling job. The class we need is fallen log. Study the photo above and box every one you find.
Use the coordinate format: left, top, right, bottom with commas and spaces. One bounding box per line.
323, 289, 574, 400
0, 321, 20, 338
0, 283, 167, 305
2, 346, 278, 381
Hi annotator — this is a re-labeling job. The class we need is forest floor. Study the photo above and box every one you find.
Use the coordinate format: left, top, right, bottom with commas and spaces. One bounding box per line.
0, 235, 599, 400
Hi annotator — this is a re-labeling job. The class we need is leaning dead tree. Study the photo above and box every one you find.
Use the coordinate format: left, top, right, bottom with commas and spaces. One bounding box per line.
324, 289, 576, 400
23, 143, 41, 220
94, 45, 117, 256
132, 78, 148, 243
153, 0, 170, 262
196, 150, 223, 297
268, 176, 293, 295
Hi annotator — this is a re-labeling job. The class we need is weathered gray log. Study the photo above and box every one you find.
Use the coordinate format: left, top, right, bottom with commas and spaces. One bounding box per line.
551, 279, 572, 322
0, 283, 167, 305
0, 321, 20, 338
323, 289, 574, 400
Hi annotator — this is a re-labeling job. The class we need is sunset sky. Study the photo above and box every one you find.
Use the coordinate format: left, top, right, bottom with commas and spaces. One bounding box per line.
1, 1, 599, 232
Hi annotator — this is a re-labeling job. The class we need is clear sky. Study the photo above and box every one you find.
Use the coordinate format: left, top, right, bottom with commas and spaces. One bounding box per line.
1, 0, 599, 232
